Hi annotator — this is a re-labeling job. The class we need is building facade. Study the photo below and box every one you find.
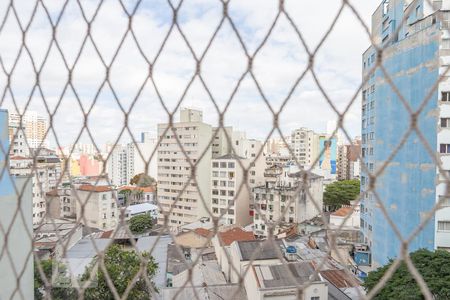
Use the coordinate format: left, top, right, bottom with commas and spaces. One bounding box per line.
290, 128, 319, 167
157, 108, 213, 227
253, 166, 323, 238
10, 154, 62, 225
9, 111, 48, 149
107, 133, 157, 186
361, 0, 450, 266
74, 185, 119, 231
211, 154, 252, 226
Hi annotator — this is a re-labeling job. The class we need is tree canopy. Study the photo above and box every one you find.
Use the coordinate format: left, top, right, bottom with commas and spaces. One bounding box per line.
34, 259, 76, 299
323, 179, 360, 210
364, 249, 450, 299
82, 244, 158, 299
130, 173, 156, 187
129, 214, 153, 234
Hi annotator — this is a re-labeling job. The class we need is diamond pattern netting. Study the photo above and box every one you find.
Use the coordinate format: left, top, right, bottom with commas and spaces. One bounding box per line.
0, 0, 449, 299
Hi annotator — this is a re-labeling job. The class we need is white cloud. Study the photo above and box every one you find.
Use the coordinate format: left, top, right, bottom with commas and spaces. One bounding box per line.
0, 0, 380, 147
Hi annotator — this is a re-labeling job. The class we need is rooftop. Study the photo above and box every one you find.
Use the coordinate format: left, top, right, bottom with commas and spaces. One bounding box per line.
253, 262, 320, 288
77, 185, 113, 192
214, 153, 246, 160
331, 207, 354, 217
218, 227, 255, 246
162, 285, 247, 300
126, 203, 158, 215
194, 228, 213, 238
236, 240, 281, 261
118, 185, 155, 193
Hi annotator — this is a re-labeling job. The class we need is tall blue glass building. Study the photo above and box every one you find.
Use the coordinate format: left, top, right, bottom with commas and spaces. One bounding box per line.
361, 0, 450, 266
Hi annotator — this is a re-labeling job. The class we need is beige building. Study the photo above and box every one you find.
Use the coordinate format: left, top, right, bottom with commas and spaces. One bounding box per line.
46, 187, 75, 219
290, 127, 319, 167
211, 154, 253, 226
253, 167, 323, 238
157, 108, 213, 228
74, 185, 118, 231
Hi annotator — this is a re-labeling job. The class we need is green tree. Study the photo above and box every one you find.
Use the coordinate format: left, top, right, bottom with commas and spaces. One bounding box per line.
34, 259, 77, 299
364, 249, 450, 299
323, 179, 360, 210
82, 244, 158, 299
130, 173, 155, 187
129, 214, 153, 234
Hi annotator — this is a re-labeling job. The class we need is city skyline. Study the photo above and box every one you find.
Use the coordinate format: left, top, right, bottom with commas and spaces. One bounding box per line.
0, 1, 379, 147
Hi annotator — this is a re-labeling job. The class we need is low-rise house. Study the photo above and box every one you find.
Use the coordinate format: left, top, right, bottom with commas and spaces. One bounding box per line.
229, 240, 283, 284
125, 202, 158, 220
175, 228, 213, 248
212, 227, 256, 281
329, 202, 360, 229
118, 185, 155, 206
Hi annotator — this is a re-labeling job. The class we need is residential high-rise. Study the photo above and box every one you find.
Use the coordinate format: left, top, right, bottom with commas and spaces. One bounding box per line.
290, 128, 319, 167
157, 108, 213, 228
106, 133, 157, 186
211, 154, 252, 227
361, 0, 450, 266
8, 111, 48, 149
10, 153, 61, 225
337, 138, 361, 181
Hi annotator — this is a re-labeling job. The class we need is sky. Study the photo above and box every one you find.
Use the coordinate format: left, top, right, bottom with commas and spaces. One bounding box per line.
0, 0, 380, 149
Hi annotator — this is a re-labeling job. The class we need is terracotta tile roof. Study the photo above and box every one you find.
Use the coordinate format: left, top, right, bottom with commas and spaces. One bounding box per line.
10, 156, 30, 160
320, 269, 361, 288
218, 227, 255, 246
194, 228, 213, 238
78, 185, 113, 192
46, 189, 59, 197
100, 230, 114, 238
118, 185, 155, 193
331, 206, 353, 217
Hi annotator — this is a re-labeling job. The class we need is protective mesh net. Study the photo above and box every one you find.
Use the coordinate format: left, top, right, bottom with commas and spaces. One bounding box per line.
0, 0, 448, 299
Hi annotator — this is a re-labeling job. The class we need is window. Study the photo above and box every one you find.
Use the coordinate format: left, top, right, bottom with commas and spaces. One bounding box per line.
443, 39, 450, 50
441, 118, 450, 128
382, 0, 389, 15
438, 221, 450, 231
212, 162, 219, 168
228, 162, 235, 168
439, 196, 450, 207
442, 92, 450, 101
311, 297, 320, 300
440, 144, 450, 154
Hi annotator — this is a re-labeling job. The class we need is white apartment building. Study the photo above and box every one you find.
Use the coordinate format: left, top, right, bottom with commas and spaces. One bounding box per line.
74, 185, 118, 231
107, 133, 157, 186
290, 128, 319, 167
157, 108, 212, 228
211, 154, 252, 226
10, 155, 62, 225
253, 166, 323, 238
8, 123, 29, 156
9, 111, 48, 149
